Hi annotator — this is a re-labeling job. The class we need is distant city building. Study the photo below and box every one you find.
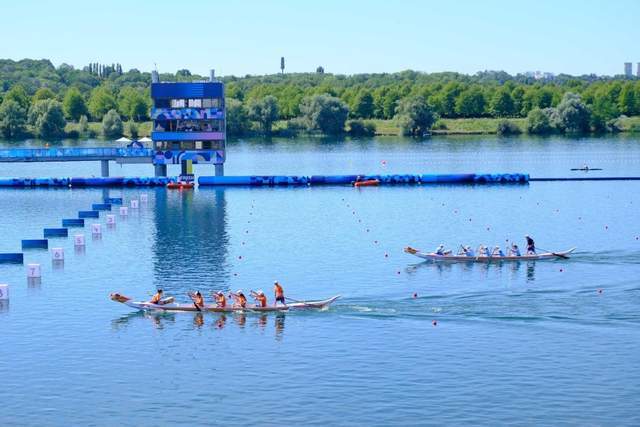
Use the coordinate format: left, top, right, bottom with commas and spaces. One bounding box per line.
523, 71, 555, 80
637, 63, 640, 77
624, 62, 632, 77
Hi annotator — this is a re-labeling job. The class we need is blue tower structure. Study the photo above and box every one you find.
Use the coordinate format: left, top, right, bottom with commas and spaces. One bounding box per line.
150, 70, 225, 177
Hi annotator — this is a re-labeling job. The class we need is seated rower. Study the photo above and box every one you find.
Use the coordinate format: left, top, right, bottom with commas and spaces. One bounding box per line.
478, 245, 490, 257
525, 235, 536, 255
461, 245, 475, 257
254, 290, 268, 308
509, 243, 521, 257
233, 290, 247, 308
274, 281, 286, 306
491, 246, 504, 257
435, 244, 450, 256
149, 289, 164, 304
192, 291, 205, 309
214, 291, 226, 308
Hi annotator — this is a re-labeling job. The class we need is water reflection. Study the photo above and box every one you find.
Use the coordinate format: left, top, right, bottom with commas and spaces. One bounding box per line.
0, 300, 9, 313
27, 277, 42, 289
152, 188, 229, 292
111, 310, 177, 330
406, 260, 538, 281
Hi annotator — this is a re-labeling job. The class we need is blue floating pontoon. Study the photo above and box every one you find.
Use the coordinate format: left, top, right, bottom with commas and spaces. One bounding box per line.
21, 239, 49, 249
78, 211, 99, 219
0, 253, 24, 264
104, 197, 123, 204
62, 218, 85, 227
92, 203, 112, 211
43, 228, 68, 238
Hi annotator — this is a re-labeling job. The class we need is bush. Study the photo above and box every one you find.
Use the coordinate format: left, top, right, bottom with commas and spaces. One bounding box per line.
66, 129, 80, 139
30, 99, 66, 139
526, 108, 555, 134
126, 120, 139, 139
628, 123, 640, 133
78, 115, 89, 135
395, 96, 438, 136
554, 92, 590, 133
300, 94, 349, 134
0, 99, 27, 138
496, 120, 521, 136
226, 98, 249, 136
347, 119, 376, 136
432, 120, 448, 130
102, 109, 123, 138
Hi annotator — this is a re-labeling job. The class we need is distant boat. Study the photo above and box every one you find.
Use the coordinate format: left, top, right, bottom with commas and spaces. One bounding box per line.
571, 166, 602, 171
404, 246, 576, 262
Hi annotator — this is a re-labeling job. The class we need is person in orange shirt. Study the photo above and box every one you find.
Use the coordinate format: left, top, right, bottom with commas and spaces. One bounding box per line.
192, 291, 205, 310
254, 290, 267, 308
274, 281, 286, 306
214, 291, 226, 308
233, 290, 247, 308
149, 289, 163, 304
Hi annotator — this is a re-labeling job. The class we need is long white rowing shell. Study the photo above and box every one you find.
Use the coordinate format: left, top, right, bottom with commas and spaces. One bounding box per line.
404, 246, 576, 262
110, 293, 340, 312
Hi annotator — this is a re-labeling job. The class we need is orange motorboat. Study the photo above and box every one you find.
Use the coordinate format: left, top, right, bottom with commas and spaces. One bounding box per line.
353, 179, 380, 187
167, 181, 195, 190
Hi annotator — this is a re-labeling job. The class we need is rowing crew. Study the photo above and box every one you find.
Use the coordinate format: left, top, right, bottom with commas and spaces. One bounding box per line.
149, 281, 287, 309
435, 235, 536, 257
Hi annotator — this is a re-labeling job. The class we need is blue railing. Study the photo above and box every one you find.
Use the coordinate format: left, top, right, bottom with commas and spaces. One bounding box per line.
0, 147, 154, 161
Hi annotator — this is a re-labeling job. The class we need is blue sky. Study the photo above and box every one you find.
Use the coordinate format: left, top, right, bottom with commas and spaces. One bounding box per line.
3, 0, 638, 76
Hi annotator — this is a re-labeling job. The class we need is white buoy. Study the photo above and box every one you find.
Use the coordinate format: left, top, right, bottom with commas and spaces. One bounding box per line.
106, 214, 116, 225
0, 284, 8, 300
91, 223, 102, 235
140, 194, 149, 203
27, 263, 41, 278
130, 199, 139, 209
51, 247, 64, 261
74, 234, 86, 246
119, 206, 129, 216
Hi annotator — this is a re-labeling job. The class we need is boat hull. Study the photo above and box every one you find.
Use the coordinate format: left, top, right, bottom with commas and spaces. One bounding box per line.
112, 295, 340, 313
404, 247, 576, 262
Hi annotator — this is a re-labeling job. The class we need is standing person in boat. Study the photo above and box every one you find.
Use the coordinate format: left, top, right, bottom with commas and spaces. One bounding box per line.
274, 281, 286, 306
149, 289, 164, 304
214, 291, 226, 308
525, 235, 536, 254
253, 290, 268, 308
509, 243, 521, 257
232, 290, 247, 308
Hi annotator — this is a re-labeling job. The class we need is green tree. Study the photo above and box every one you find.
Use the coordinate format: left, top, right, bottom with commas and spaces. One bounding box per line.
225, 98, 249, 136
430, 82, 460, 117
554, 92, 591, 133
33, 87, 56, 102
247, 95, 279, 134
490, 87, 515, 117
118, 87, 149, 121
102, 109, 123, 138
126, 120, 139, 139
63, 87, 88, 121
0, 99, 27, 138
618, 83, 636, 116
3, 85, 31, 111
78, 115, 89, 135
526, 108, 555, 134
455, 87, 486, 117
394, 96, 438, 137
88, 86, 117, 121
300, 94, 349, 134
511, 86, 525, 116
31, 99, 66, 139
352, 90, 374, 119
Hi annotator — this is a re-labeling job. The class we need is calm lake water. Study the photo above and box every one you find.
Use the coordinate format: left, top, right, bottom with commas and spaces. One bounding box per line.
1, 135, 639, 426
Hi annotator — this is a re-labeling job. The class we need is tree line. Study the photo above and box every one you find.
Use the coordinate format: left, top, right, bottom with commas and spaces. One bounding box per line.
0, 58, 639, 139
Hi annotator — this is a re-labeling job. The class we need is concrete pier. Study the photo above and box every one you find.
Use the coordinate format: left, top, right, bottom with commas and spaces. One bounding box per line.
101, 160, 109, 177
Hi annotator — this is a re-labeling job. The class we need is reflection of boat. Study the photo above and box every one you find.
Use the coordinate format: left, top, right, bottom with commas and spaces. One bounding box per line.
353, 179, 380, 187
404, 246, 575, 262
167, 181, 195, 190
110, 293, 340, 312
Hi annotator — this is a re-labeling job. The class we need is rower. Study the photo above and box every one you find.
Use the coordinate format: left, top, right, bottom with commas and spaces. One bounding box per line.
233, 290, 247, 308
193, 291, 205, 309
491, 246, 504, 257
254, 290, 268, 308
461, 245, 474, 257
214, 291, 226, 308
274, 281, 286, 306
149, 289, 163, 304
525, 235, 536, 254
478, 245, 490, 257
435, 244, 447, 255
510, 243, 521, 257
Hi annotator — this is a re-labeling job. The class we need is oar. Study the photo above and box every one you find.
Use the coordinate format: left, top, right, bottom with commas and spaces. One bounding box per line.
538, 247, 569, 259
285, 296, 304, 303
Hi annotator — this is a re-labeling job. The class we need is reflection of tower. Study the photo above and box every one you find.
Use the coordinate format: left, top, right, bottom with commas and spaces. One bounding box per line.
152, 189, 229, 292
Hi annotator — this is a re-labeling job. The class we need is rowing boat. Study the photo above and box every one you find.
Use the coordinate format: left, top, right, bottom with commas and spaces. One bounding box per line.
110, 293, 340, 312
353, 179, 380, 187
167, 182, 195, 190
404, 246, 576, 262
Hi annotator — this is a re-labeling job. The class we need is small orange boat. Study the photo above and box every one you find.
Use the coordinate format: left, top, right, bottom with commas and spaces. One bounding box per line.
167, 181, 195, 190
353, 179, 380, 187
